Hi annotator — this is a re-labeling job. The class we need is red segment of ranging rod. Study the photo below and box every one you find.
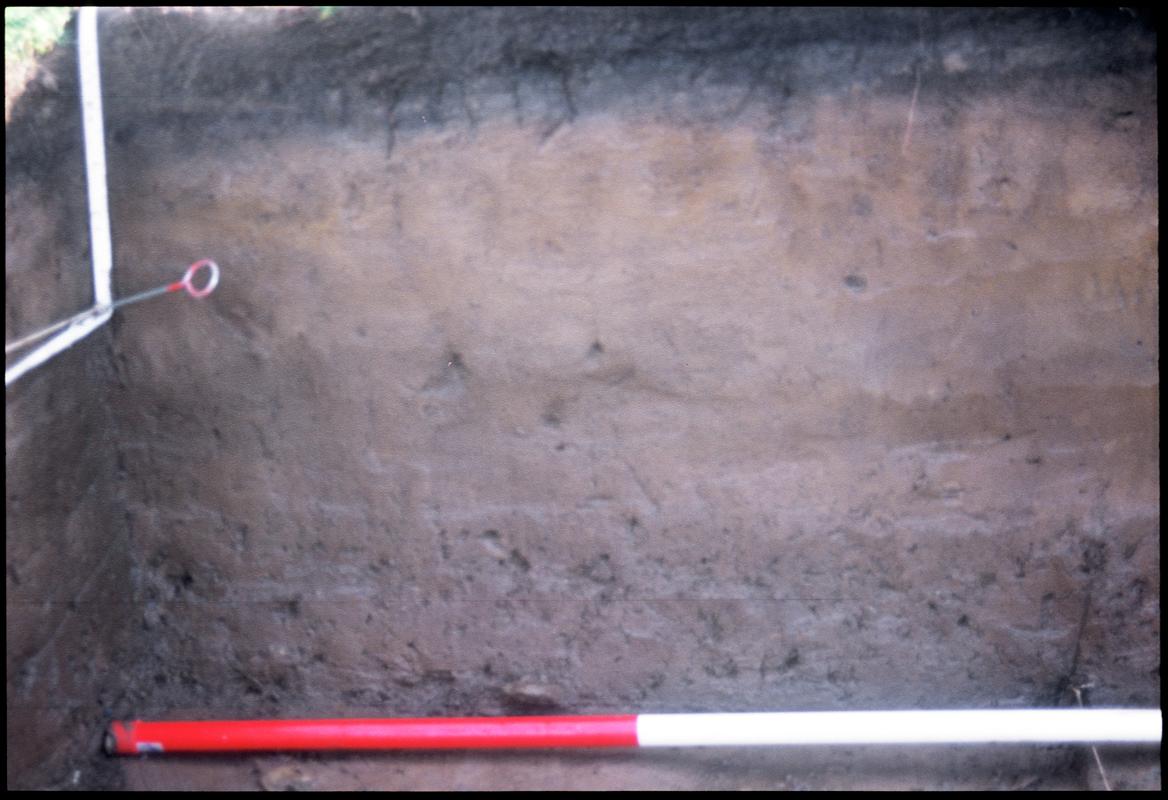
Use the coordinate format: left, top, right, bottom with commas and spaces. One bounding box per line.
106, 715, 639, 754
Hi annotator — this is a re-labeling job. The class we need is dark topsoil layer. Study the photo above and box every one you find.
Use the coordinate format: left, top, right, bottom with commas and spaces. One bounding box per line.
7, 7, 1157, 177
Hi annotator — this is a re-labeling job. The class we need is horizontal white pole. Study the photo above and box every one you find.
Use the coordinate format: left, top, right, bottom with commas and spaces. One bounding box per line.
635, 709, 1162, 747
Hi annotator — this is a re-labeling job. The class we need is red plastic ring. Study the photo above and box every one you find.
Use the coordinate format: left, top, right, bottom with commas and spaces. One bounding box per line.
181, 259, 220, 298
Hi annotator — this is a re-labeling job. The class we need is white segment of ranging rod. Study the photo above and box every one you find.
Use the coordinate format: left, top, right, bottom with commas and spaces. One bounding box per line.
634, 709, 1162, 747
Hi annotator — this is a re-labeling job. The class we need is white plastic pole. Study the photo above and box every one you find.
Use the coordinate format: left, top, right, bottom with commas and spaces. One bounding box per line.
4, 313, 110, 386
79, 6, 113, 310
6, 7, 112, 387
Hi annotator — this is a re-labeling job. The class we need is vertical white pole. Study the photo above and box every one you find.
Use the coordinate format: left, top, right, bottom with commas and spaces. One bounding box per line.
78, 5, 113, 310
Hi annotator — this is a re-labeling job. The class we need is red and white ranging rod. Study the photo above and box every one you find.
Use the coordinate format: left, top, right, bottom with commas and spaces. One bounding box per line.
106, 708, 1160, 755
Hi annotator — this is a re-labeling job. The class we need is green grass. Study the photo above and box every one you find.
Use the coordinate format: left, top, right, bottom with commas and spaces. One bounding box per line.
5, 7, 73, 63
